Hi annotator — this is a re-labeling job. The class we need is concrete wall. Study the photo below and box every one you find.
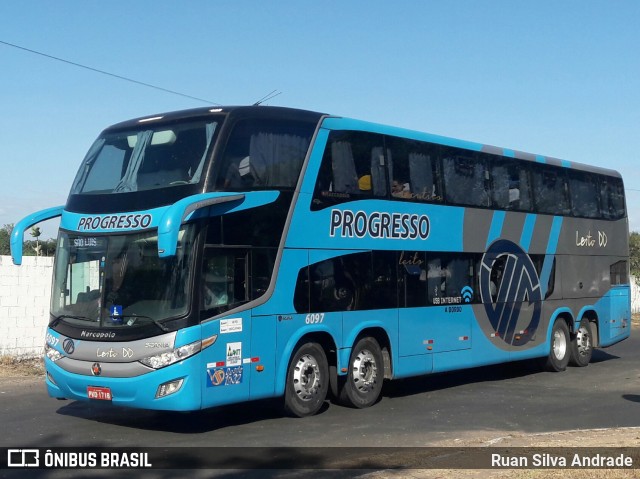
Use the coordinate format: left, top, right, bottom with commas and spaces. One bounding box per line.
0, 255, 53, 358
632, 278, 640, 316
1, 254, 639, 358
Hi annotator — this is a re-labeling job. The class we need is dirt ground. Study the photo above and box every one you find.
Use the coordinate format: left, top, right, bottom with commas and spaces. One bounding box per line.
0, 355, 45, 378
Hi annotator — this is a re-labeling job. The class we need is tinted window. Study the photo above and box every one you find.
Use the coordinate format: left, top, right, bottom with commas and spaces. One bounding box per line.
308, 253, 367, 312
610, 260, 628, 285
569, 171, 600, 218
489, 156, 533, 211
216, 119, 314, 190
531, 166, 570, 215
293, 266, 310, 312
426, 254, 476, 305
443, 150, 490, 207
399, 251, 428, 307
600, 176, 626, 220
386, 137, 443, 202
295, 251, 398, 313
313, 131, 387, 208
201, 248, 249, 316
205, 193, 291, 248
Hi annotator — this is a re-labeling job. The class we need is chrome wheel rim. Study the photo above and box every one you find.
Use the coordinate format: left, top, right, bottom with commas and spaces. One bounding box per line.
576, 326, 591, 358
352, 349, 378, 393
553, 329, 567, 360
292, 354, 321, 401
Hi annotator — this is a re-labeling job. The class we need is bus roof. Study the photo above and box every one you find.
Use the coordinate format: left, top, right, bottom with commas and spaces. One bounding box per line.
105, 105, 326, 131
105, 105, 621, 179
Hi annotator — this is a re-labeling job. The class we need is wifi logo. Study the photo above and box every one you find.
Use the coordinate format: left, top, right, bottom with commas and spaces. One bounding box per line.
461, 286, 474, 303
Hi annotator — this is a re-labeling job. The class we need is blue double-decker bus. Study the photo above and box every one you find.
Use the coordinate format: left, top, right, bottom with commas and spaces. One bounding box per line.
12, 106, 630, 417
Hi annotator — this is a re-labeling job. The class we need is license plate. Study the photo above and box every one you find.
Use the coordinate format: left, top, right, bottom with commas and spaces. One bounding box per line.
87, 386, 112, 401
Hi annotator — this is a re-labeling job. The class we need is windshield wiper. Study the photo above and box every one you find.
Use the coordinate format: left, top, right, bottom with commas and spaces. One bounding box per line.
51, 314, 97, 328
111, 314, 170, 333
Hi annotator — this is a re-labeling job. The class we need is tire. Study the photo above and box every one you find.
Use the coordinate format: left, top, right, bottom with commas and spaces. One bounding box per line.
338, 337, 384, 408
569, 320, 593, 367
545, 320, 571, 372
283, 342, 329, 418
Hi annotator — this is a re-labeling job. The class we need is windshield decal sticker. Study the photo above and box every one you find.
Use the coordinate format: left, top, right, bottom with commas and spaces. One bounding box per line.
220, 318, 243, 334
110, 305, 124, 324
206, 366, 244, 387
226, 342, 242, 367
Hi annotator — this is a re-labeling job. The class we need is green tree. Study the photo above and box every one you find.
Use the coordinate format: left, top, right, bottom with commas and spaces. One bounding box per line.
0, 224, 56, 257
630, 231, 640, 279
30, 226, 42, 256
0, 224, 13, 256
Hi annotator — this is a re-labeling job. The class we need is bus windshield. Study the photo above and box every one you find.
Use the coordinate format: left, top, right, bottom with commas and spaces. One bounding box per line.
70, 120, 219, 194
51, 226, 197, 329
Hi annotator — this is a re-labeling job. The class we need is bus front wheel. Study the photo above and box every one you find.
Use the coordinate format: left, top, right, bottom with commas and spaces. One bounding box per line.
338, 337, 384, 408
545, 320, 570, 372
284, 342, 329, 417
569, 320, 593, 367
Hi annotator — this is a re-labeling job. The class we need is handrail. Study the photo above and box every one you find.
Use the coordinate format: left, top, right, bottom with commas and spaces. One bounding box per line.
11, 205, 64, 265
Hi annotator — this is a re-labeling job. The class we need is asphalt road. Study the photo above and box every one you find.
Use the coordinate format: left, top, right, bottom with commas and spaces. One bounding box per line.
1, 332, 638, 452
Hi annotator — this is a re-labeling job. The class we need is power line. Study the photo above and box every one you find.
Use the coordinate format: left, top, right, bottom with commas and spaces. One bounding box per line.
0, 39, 220, 105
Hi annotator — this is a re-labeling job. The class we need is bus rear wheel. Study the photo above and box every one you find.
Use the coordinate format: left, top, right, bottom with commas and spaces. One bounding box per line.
569, 320, 593, 367
545, 320, 570, 372
338, 337, 384, 408
284, 342, 329, 417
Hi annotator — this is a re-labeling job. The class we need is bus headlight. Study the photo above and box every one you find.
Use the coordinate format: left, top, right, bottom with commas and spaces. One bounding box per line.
139, 340, 202, 370
45, 343, 64, 362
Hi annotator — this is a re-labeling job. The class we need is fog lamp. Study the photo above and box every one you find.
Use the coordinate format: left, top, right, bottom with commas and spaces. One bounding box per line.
156, 378, 185, 398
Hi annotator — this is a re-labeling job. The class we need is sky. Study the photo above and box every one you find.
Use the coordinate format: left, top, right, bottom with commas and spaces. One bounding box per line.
1, 1, 639, 240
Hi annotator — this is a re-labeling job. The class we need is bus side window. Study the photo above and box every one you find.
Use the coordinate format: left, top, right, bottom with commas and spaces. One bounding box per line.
426, 254, 476, 304
201, 252, 231, 312
313, 131, 388, 203
308, 255, 360, 312
427, 257, 445, 303
443, 151, 490, 207
489, 158, 532, 212
400, 251, 428, 307
531, 255, 556, 299
371, 146, 392, 197
569, 171, 600, 218
386, 136, 442, 202
531, 166, 570, 216
331, 140, 359, 194
610, 260, 628, 285
408, 151, 441, 201
293, 266, 310, 313
200, 248, 249, 315
600, 176, 626, 220
369, 251, 398, 309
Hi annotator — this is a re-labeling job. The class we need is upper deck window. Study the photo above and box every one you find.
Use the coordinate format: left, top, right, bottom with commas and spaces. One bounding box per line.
215, 119, 315, 191
70, 120, 218, 194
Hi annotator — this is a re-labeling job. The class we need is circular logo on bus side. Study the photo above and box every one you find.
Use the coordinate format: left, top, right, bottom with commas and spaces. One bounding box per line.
479, 239, 542, 347
63, 338, 75, 355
